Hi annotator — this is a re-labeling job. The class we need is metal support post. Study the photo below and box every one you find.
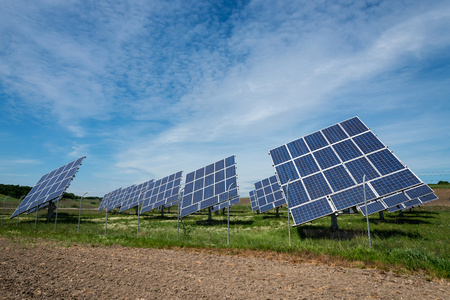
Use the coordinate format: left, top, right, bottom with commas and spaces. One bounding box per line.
177, 187, 185, 241
78, 192, 88, 233
286, 179, 291, 246
137, 189, 146, 237
363, 175, 372, 248
227, 182, 235, 246
1, 196, 9, 226
54, 199, 60, 231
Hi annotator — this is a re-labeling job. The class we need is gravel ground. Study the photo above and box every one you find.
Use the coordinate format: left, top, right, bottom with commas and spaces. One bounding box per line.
1, 237, 449, 299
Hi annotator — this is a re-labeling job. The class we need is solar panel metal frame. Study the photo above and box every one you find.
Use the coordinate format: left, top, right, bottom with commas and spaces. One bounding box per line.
11, 156, 86, 218
180, 155, 239, 218
269, 116, 425, 226
139, 171, 183, 214
253, 175, 286, 213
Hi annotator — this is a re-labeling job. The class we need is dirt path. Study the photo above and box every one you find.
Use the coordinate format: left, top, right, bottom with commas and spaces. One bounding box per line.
0, 238, 448, 299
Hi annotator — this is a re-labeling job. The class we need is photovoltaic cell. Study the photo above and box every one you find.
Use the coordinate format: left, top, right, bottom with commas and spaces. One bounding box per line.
11, 156, 85, 218
253, 175, 286, 213
419, 193, 438, 203
269, 116, 431, 226
180, 156, 238, 217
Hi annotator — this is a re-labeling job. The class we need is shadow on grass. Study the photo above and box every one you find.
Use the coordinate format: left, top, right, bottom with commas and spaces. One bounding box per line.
296, 225, 362, 240
195, 219, 253, 226
369, 217, 432, 225
296, 225, 424, 240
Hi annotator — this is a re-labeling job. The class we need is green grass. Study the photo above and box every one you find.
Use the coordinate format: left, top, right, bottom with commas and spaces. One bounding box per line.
0, 202, 449, 279
429, 183, 450, 189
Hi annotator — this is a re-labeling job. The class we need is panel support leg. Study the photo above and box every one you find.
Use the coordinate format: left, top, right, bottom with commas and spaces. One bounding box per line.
330, 214, 339, 231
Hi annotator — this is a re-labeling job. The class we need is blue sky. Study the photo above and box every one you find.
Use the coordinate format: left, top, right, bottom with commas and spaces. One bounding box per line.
1, 0, 449, 197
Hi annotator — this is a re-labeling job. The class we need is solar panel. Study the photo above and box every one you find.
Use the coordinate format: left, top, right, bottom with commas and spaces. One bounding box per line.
140, 171, 183, 214
211, 197, 240, 212
253, 175, 286, 213
249, 190, 259, 212
388, 203, 405, 213
106, 188, 125, 212
11, 156, 85, 218
180, 155, 239, 218
119, 179, 154, 212
358, 183, 435, 216
359, 200, 387, 217
419, 193, 438, 204
269, 116, 426, 226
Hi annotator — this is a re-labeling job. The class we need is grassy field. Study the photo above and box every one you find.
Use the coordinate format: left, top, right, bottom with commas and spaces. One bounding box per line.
1, 194, 449, 279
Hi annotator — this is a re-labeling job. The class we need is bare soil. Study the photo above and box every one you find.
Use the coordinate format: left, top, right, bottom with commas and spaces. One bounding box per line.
1, 238, 448, 299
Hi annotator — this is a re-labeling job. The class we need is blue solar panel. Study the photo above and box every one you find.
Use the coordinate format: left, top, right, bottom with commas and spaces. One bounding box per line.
269, 146, 291, 165
269, 117, 427, 226
388, 203, 405, 213
323, 165, 355, 192
419, 193, 438, 203
275, 161, 299, 184
11, 156, 85, 218
340, 117, 368, 136
253, 175, 286, 213
359, 200, 386, 216
287, 138, 309, 158
382, 192, 409, 208
211, 197, 240, 212
313, 147, 340, 169
404, 184, 433, 199
290, 198, 334, 224
353, 132, 384, 154
249, 190, 259, 211
180, 155, 239, 217
370, 169, 421, 196
140, 171, 183, 214
402, 198, 422, 209
294, 154, 319, 177
302, 173, 332, 200
332, 139, 362, 162
322, 124, 348, 144
304, 131, 328, 151
330, 185, 377, 211
345, 157, 379, 184
368, 149, 405, 176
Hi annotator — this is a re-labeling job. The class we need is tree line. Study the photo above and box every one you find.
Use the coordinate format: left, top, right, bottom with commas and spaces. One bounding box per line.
0, 184, 101, 201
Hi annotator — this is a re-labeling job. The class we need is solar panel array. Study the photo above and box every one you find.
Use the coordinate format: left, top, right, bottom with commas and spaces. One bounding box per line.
358, 183, 436, 216
269, 117, 425, 226
140, 171, 183, 214
180, 155, 239, 218
120, 179, 155, 212
249, 190, 259, 212
11, 156, 86, 218
254, 175, 286, 213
